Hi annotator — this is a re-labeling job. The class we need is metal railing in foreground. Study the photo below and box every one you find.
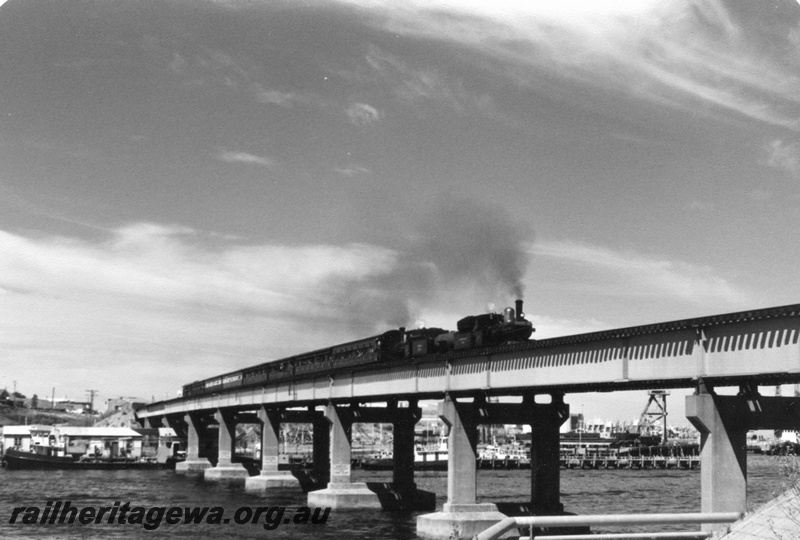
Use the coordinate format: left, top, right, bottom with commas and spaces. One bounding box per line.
474, 512, 742, 540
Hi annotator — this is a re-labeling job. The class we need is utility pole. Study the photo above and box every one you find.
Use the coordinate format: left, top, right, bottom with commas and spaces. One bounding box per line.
86, 389, 97, 414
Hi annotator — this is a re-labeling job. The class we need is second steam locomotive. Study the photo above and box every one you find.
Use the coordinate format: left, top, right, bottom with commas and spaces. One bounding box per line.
182, 299, 534, 399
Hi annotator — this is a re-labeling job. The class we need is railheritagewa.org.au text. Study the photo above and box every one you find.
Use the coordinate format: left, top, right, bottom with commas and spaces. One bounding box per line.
8, 501, 331, 531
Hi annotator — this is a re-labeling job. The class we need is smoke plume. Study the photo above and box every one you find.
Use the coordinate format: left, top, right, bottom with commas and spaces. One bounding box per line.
414, 197, 532, 299
330, 196, 533, 333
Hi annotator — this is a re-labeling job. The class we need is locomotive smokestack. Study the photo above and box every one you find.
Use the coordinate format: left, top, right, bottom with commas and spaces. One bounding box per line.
515, 299, 524, 320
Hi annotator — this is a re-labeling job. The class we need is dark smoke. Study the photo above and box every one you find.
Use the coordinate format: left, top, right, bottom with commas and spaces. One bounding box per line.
327, 197, 532, 333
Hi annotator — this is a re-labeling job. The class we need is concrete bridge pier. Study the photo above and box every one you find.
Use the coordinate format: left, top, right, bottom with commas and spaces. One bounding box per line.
355, 399, 436, 511
311, 413, 330, 476
686, 382, 800, 532
307, 402, 382, 509
417, 395, 512, 540
175, 412, 212, 475
529, 393, 570, 516
310, 412, 331, 486
391, 403, 417, 492
686, 384, 747, 527
245, 406, 302, 493
389, 401, 434, 509
204, 409, 249, 481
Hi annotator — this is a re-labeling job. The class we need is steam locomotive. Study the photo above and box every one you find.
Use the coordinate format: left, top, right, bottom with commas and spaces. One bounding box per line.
181, 299, 534, 399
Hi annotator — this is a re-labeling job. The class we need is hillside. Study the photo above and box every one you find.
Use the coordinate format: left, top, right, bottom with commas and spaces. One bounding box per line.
0, 407, 92, 427
93, 406, 141, 428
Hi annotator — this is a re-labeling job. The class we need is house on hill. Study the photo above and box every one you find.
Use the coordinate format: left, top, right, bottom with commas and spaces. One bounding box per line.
96, 397, 148, 428
0, 390, 26, 408
105, 397, 147, 414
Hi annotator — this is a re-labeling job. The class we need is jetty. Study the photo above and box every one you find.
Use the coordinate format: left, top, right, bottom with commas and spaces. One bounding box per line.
560, 454, 700, 470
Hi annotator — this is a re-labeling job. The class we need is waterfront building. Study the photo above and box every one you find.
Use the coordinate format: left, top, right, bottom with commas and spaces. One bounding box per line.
1, 425, 143, 458
133, 427, 182, 460
56, 426, 144, 458
0, 425, 53, 453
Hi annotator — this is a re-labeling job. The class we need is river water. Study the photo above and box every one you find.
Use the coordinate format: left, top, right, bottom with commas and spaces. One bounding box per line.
0, 454, 795, 539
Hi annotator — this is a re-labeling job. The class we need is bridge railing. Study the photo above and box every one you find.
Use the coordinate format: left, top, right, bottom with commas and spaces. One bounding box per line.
474, 512, 742, 540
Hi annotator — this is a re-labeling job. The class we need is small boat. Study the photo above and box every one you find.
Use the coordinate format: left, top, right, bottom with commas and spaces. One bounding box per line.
359, 433, 450, 471
360, 449, 394, 470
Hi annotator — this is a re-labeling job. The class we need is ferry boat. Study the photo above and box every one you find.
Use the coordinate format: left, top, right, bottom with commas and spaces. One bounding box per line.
2, 445, 181, 470
413, 435, 449, 470
1, 424, 186, 471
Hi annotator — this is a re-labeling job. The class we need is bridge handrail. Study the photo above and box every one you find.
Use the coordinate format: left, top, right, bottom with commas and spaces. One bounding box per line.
514, 533, 711, 540
474, 512, 742, 540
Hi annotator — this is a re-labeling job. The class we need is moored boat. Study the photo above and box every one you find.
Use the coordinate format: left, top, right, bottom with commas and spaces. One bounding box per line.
2, 447, 179, 470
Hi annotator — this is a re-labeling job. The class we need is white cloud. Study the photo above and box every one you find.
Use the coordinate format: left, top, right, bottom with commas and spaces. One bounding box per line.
217, 150, 275, 167
764, 139, 800, 177
145, 39, 317, 110
0, 225, 403, 398
358, 46, 473, 114
532, 315, 610, 340
531, 239, 749, 306
0, 225, 400, 321
334, 165, 371, 176
257, 90, 301, 107
345, 102, 383, 125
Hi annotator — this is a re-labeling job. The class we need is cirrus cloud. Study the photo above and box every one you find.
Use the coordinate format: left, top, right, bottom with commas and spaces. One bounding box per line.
764, 139, 800, 178
531, 239, 749, 306
217, 150, 276, 167
339, 0, 800, 130
345, 102, 384, 125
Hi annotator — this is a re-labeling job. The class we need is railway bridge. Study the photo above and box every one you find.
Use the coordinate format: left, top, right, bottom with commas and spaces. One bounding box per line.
136, 303, 800, 539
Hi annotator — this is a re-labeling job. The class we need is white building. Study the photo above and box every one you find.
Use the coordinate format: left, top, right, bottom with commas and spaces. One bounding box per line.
56, 426, 144, 458
1, 425, 53, 453
1, 425, 143, 458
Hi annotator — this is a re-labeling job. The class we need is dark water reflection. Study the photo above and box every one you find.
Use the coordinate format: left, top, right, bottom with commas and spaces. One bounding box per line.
0, 454, 793, 538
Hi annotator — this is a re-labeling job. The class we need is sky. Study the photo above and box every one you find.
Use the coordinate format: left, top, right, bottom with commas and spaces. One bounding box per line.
1, 0, 800, 425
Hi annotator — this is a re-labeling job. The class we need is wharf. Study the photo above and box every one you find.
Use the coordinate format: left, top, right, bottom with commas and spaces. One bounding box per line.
353, 455, 701, 471
560, 455, 700, 469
